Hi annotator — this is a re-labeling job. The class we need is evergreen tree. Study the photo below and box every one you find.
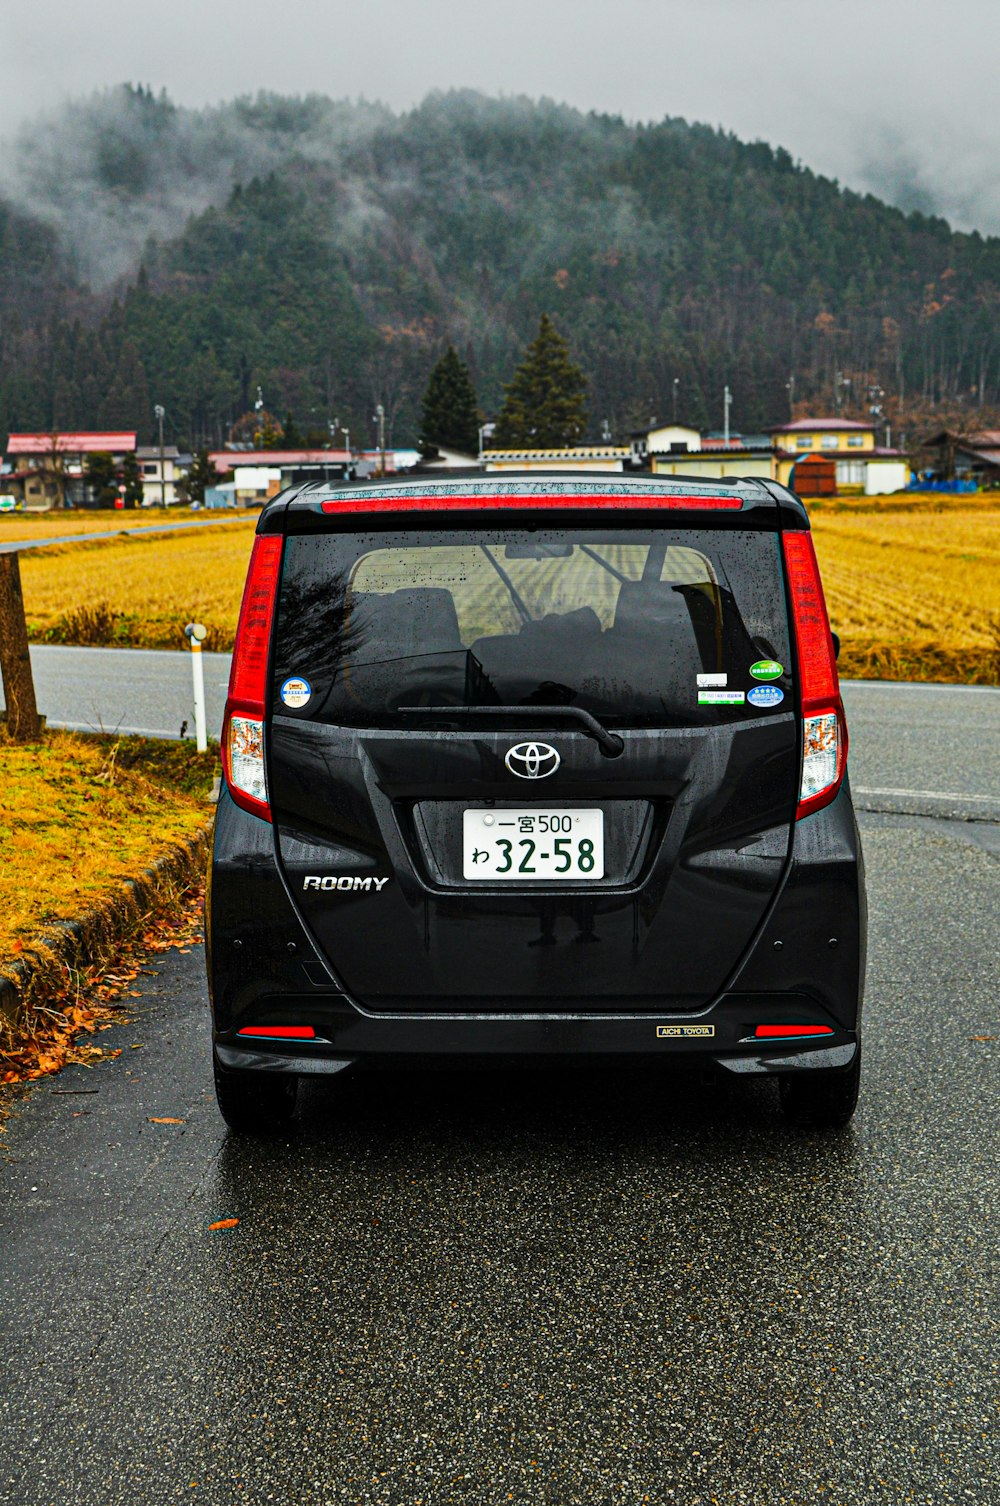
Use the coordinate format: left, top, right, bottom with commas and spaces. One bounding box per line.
418, 345, 480, 454
178, 449, 214, 504
492, 315, 588, 448
282, 412, 304, 448
121, 451, 143, 507
84, 451, 119, 506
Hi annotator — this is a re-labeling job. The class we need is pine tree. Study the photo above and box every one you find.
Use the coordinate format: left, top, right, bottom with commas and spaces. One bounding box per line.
418, 345, 480, 455
121, 452, 143, 507
492, 315, 588, 449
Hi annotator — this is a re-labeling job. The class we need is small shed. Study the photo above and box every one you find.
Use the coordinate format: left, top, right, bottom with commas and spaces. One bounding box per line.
791, 454, 837, 497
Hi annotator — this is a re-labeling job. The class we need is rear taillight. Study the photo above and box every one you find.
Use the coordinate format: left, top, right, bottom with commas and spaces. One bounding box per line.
782, 531, 848, 821
222, 535, 283, 821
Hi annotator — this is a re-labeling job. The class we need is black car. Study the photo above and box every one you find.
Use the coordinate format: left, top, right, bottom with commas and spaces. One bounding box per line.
207, 475, 866, 1131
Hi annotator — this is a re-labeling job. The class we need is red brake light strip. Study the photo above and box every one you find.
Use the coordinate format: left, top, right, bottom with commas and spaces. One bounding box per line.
320, 493, 743, 514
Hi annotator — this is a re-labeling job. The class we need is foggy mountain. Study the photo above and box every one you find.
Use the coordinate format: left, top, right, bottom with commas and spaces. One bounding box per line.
2, 85, 999, 448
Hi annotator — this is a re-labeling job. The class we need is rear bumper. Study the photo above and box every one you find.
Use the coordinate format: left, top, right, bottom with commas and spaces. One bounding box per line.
208, 781, 865, 1078
215, 996, 857, 1077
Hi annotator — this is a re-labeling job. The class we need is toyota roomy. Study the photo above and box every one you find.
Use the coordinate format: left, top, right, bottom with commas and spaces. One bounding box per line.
207, 476, 866, 1131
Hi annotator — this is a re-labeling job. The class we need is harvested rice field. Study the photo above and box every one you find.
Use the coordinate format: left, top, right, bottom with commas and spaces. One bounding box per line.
14, 496, 1000, 683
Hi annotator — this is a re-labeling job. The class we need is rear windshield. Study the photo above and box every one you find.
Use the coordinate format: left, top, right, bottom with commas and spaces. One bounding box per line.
271, 526, 791, 728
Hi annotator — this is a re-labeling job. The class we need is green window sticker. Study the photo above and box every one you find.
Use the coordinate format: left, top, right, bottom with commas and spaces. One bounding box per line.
750, 660, 783, 681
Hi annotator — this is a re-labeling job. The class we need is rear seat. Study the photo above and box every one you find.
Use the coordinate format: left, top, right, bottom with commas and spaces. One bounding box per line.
342, 587, 466, 708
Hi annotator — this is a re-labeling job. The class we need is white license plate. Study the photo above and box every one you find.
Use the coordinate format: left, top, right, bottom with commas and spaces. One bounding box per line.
463, 808, 605, 880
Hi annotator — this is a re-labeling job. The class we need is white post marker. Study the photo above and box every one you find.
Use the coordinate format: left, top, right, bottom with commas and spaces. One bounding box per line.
185, 622, 208, 751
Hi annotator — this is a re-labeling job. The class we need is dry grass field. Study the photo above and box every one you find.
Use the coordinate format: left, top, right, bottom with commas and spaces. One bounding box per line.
19, 519, 257, 651
809, 503, 999, 682
14, 496, 1000, 682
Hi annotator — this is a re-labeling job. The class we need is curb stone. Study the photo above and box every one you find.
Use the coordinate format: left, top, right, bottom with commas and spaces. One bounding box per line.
0, 823, 211, 1033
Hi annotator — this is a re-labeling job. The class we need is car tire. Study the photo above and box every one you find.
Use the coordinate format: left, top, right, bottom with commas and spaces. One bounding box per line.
779, 1049, 861, 1129
213, 1059, 298, 1133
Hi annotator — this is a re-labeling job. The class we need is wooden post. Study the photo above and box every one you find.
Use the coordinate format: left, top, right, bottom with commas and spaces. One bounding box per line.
0, 553, 41, 741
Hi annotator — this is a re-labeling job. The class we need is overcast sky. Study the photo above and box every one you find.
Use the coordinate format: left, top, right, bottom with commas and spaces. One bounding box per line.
4, 0, 999, 233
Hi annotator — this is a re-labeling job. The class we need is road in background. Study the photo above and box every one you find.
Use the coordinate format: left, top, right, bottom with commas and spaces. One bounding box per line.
10, 644, 234, 740
6, 647, 998, 820
0, 514, 248, 554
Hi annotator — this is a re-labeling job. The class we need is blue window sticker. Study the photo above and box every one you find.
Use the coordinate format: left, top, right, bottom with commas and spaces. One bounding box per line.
280, 676, 312, 709
747, 684, 784, 709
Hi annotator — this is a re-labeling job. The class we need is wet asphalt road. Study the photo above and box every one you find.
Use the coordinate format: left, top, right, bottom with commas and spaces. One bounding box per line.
1, 806, 998, 1502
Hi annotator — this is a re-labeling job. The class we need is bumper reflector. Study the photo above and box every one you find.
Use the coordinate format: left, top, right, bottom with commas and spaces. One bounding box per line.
237, 1025, 316, 1040
754, 1024, 833, 1039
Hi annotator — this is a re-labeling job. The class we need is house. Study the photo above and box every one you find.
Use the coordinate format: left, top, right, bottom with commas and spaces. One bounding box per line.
651, 432, 775, 482
4, 432, 138, 507
483, 446, 628, 473
208, 449, 354, 501
769, 420, 909, 495
920, 430, 1000, 484
136, 445, 181, 506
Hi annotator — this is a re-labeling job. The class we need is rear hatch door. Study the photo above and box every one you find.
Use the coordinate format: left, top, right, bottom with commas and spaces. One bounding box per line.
267, 498, 798, 1012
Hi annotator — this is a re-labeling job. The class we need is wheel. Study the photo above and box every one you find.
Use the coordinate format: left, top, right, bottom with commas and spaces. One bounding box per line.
213, 1059, 298, 1133
779, 1049, 861, 1129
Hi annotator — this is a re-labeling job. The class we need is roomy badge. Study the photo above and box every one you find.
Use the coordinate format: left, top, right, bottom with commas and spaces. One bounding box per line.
750, 660, 783, 681
747, 685, 785, 708
280, 676, 312, 709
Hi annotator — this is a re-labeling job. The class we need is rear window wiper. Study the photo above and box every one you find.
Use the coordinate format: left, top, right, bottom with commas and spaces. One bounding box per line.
419, 704, 624, 758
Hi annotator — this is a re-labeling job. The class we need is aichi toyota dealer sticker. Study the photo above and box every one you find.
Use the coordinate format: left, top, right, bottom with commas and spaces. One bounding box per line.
280, 676, 312, 709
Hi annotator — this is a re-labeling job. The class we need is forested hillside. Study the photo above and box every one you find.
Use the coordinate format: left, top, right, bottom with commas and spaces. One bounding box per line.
2, 86, 999, 449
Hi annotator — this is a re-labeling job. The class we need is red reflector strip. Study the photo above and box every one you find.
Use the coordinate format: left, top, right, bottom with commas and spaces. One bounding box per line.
754, 1025, 834, 1038
237, 1025, 316, 1040
320, 493, 743, 514
228, 535, 283, 708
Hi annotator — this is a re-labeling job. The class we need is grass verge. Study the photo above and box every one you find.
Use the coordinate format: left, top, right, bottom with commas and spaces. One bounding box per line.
0, 730, 217, 1087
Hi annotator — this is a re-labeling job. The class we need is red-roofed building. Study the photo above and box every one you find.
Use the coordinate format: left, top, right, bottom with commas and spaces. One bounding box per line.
7, 432, 137, 457
4, 432, 139, 508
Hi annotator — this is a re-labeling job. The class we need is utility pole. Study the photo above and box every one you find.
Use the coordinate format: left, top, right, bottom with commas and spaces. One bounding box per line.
672, 378, 680, 423
375, 403, 386, 477
0, 553, 41, 741
154, 404, 166, 508
786, 375, 796, 419
723, 385, 733, 445
254, 386, 265, 448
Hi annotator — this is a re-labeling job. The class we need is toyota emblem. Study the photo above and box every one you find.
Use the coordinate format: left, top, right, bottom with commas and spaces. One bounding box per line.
504, 742, 561, 779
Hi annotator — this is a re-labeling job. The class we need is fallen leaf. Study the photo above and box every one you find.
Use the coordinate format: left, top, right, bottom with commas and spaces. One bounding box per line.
970, 1035, 995, 1042
207, 1217, 239, 1231
148, 1116, 185, 1124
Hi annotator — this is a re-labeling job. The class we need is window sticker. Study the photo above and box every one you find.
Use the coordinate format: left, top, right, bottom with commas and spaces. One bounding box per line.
280, 676, 312, 709
697, 672, 728, 687
749, 660, 783, 680
747, 685, 785, 708
698, 690, 745, 705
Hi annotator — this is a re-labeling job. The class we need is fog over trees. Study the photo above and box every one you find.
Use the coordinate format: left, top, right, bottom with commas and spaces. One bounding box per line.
2, 85, 1000, 450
